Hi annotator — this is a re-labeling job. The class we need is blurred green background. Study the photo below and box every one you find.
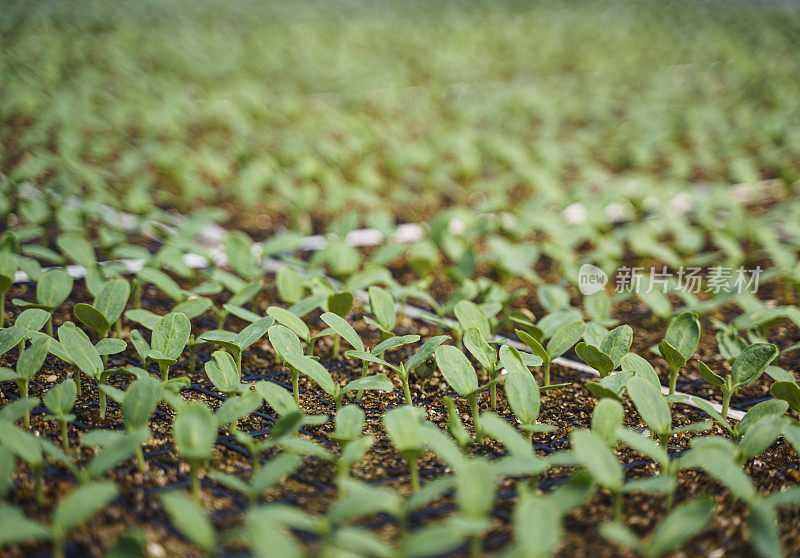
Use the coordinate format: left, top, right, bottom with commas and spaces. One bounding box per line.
2, 0, 799, 230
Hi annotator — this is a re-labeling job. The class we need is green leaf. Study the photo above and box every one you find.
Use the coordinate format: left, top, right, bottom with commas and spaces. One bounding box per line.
384, 405, 426, 453
616, 428, 669, 468
739, 416, 784, 461
516, 328, 549, 364
664, 311, 701, 360
405, 335, 449, 373
0, 505, 51, 545
53, 481, 118, 535
770, 381, 800, 413
680, 447, 755, 501
571, 429, 622, 490
256, 381, 299, 415
332, 405, 365, 444
546, 321, 585, 359
598, 521, 644, 554
251, 453, 303, 494
626, 375, 671, 436
600, 325, 633, 368
321, 312, 364, 352
267, 306, 310, 341
17, 335, 49, 381
327, 291, 354, 317
14, 308, 50, 331
591, 399, 623, 446
173, 297, 212, 319
456, 458, 496, 520
620, 353, 661, 391
575, 342, 614, 377
648, 497, 714, 556
122, 377, 162, 430
56, 233, 96, 268
286, 354, 336, 396
174, 401, 217, 461
58, 323, 102, 379
205, 350, 244, 394
341, 374, 394, 397
371, 334, 420, 356
95, 337, 127, 356
435, 345, 478, 397
125, 309, 162, 330
658, 339, 686, 370
698, 361, 724, 386
235, 316, 274, 350
85, 430, 149, 479
151, 312, 191, 361
731, 343, 778, 388
0, 326, 27, 356
276, 268, 305, 304
161, 491, 216, 553
738, 399, 789, 436
463, 327, 496, 370
74, 303, 111, 335
36, 269, 73, 309
43, 380, 76, 416
0, 422, 42, 466
368, 286, 396, 332
454, 300, 490, 339
94, 278, 130, 324
500, 345, 540, 426
513, 493, 562, 557
747, 499, 783, 558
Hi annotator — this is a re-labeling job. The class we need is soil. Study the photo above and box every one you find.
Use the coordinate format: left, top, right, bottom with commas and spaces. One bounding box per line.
1, 278, 799, 557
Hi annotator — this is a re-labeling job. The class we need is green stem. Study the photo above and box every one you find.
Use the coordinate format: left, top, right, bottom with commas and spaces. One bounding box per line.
188, 343, 196, 374
356, 360, 369, 401
53, 536, 65, 558
468, 395, 482, 440
61, 420, 69, 450
190, 461, 202, 504
333, 334, 340, 359
21, 381, 30, 428
135, 446, 146, 474
291, 368, 300, 406
402, 374, 413, 406
525, 429, 533, 446
235, 350, 242, 375
114, 319, 122, 338
470, 536, 481, 558
490, 370, 497, 411
613, 490, 623, 523
73, 367, 82, 398
721, 389, 732, 420
35, 466, 43, 504
99, 386, 107, 419
308, 336, 315, 357
160, 362, 169, 382
544, 359, 551, 387
46, 315, 53, 338
668, 365, 678, 396
409, 457, 420, 493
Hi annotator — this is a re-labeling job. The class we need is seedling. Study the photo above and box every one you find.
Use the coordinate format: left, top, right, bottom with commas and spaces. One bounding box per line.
204, 350, 250, 396
570, 428, 625, 521
0, 336, 49, 427
73, 277, 130, 342
199, 316, 273, 373
384, 405, 427, 493
435, 344, 503, 439
111, 376, 163, 473
479, 412, 547, 483
697, 342, 778, 418
12, 268, 74, 336
575, 324, 633, 378
364, 285, 397, 341
267, 306, 327, 356
43, 380, 76, 449
454, 457, 497, 557
657, 311, 700, 395
599, 497, 714, 557
211, 453, 302, 506
499, 345, 554, 443
516, 319, 585, 387
452, 299, 491, 351
0, 482, 119, 558
343, 329, 448, 405
173, 401, 218, 503
146, 312, 191, 381
161, 491, 216, 557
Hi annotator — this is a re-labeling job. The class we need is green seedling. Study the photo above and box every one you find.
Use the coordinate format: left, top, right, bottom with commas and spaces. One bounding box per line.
516, 319, 585, 387
452, 299, 492, 350
0, 482, 118, 558
454, 457, 497, 557
270, 324, 393, 410
480, 412, 547, 485
384, 405, 427, 493
575, 324, 633, 378
14, 308, 52, 352
570, 428, 625, 521
770, 373, 800, 416
599, 497, 714, 558
266, 306, 328, 356
463, 327, 503, 409
12, 268, 74, 337
174, 401, 218, 503
0, 336, 49, 427
211, 453, 302, 506
112, 376, 163, 473
43, 380, 76, 449
0, 417, 47, 502
73, 278, 130, 342
205, 350, 250, 396
499, 345, 555, 443
146, 312, 191, 381
343, 327, 447, 405
697, 342, 778, 418
364, 285, 397, 341
657, 311, 700, 395
435, 344, 503, 440
199, 316, 273, 373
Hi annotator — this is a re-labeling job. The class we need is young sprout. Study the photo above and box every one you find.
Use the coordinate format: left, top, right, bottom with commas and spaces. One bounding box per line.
173, 401, 218, 503
266, 306, 323, 356
697, 342, 779, 418
516, 319, 585, 387
657, 311, 700, 395
575, 324, 633, 378
210, 453, 302, 507
111, 376, 163, 473
479, 412, 547, 484
384, 405, 427, 493
0, 336, 49, 427
570, 428, 625, 521
499, 345, 554, 443
327, 405, 374, 490
453, 299, 491, 351
321, 292, 355, 358
0, 325, 27, 359
147, 312, 191, 381
0, 417, 47, 503
12, 268, 74, 337
454, 457, 497, 557
435, 345, 503, 440
463, 327, 502, 409
364, 285, 397, 343
198, 316, 273, 374
599, 497, 714, 558
43, 380, 76, 449
160, 491, 216, 557
0, 482, 119, 558
73, 278, 130, 344
204, 350, 250, 397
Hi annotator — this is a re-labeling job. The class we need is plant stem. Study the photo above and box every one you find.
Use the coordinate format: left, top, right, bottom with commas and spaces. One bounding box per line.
61, 420, 69, 450
489, 370, 497, 410
402, 375, 413, 406
21, 381, 30, 428
468, 395, 481, 440
356, 360, 369, 401
291, 368, 300, 406
188, 344, 196, 374
613, 490, 623, 523
235, 350, 242, 375
99, 387, 107, 419
0, 294, 4, 328
525, 429, 533, 446
73, 367, 81, 398
308, 336, 315, 357
160, 362, 169, 382
543, 359, 551, 387
409, 457, 420, 493
46, 315, 53, 338
721, 389, 732, 420
35, 466, 43, 504
53, 536, 65, 558
668, 365, 678, 395
115, 319, 122, 338
135, 446, 146, 474
190, 461, 202, 504
470, 536, 481, 558
333, 334, 340, 359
